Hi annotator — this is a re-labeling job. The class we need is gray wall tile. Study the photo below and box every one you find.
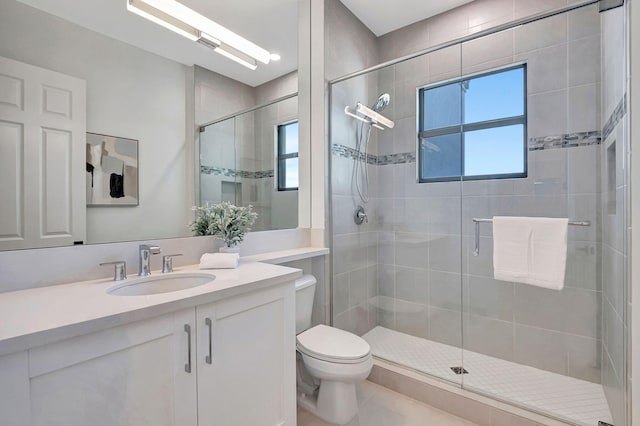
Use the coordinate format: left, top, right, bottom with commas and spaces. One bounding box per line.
514, 284, 600, 338
465, 275, 515, 322
464, 314, 514, 360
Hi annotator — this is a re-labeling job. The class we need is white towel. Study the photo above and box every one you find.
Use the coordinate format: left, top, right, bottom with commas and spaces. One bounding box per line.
492, 216, 568, 290
199, 253, 240, 269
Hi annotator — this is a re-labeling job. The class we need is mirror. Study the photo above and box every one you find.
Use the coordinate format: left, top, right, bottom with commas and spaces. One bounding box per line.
0, 0, 301, 251
199, 94, 299, 231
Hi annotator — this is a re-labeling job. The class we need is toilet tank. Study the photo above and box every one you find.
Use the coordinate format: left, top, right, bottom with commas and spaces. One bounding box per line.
295, 274, 317, 334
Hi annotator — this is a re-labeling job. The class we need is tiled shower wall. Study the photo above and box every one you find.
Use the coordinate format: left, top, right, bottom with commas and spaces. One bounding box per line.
331, 0, 610, 385
600, 4, 628, 425
328, 0, 381, 336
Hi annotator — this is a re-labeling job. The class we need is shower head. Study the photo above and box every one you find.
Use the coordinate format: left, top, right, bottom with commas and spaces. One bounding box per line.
371, 93, 390, 112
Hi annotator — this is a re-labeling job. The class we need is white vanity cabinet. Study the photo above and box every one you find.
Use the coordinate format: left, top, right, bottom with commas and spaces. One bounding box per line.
0, 280, 296, 426
195, 283, 296, 426
0, 308, 198, 426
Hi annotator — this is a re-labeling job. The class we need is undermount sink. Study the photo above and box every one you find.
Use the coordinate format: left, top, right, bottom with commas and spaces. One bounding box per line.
107, 272, 215, 296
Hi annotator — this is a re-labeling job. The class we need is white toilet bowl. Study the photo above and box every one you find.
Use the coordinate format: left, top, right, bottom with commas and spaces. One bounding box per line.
296, 324, 373, 425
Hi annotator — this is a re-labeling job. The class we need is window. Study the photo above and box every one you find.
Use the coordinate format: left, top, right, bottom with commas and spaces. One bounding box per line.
277, 121, 299, 191
418, 65, 527, 182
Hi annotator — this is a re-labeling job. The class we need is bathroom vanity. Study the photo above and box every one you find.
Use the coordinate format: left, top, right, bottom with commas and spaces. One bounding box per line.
0, 261, 300, 426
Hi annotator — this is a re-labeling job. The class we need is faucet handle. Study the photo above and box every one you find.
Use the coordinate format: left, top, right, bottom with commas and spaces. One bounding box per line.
162, 254, 183, 273
100, 261, 127, 281
140, 244, 161, 255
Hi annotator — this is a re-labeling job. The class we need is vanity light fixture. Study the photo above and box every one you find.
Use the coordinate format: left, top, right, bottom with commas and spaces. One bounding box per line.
127, 0, 278, 70
197, 32, 257, 70
127, 0, 199, 41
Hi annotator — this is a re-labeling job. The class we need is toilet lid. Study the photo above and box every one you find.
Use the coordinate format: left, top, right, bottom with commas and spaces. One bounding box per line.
296, 324, 370, 362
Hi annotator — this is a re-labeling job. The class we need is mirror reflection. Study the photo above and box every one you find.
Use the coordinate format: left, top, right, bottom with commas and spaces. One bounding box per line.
199, 95, 298, 231
0, 0, 299, 251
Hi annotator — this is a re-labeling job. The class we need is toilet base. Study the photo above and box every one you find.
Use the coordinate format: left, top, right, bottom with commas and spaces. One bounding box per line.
297, 379, 359, 425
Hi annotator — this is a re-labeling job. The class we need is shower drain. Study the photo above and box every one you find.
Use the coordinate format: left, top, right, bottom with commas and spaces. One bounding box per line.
450, 366, 469, 375
598, 422, 614, 426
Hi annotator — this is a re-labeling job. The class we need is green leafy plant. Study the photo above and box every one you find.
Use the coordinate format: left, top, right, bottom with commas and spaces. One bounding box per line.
191, 202, 258, 247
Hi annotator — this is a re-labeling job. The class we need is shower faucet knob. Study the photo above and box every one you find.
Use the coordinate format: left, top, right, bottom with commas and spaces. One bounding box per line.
354, 206, 368, 225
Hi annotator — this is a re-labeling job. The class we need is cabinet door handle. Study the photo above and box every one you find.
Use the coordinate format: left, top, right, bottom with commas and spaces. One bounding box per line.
184, 324, 192, 373
205, 318, 213, 364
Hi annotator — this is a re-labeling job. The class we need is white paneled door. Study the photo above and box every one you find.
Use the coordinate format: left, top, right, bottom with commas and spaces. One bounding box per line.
0, 56, 86, 250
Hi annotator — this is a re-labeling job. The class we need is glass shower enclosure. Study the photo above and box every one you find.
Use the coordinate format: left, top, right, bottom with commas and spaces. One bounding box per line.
329, 2, 627, 425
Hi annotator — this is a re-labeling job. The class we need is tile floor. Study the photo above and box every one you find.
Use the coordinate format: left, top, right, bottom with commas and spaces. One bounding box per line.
297, 380, 478, 426
362, 326, 612, 426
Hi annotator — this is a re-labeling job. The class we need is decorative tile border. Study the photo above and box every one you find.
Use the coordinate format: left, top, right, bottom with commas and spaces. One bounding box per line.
333, 128, 602, 165
528, 131, 601, 151
602, 94, 627, 141
200, 165, 274, 179
377, 152, 416, 165
332, 144, 416, 165
331, 144, 377, 164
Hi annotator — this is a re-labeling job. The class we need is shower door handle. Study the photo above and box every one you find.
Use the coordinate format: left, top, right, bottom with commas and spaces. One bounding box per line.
474, 220, 480, 256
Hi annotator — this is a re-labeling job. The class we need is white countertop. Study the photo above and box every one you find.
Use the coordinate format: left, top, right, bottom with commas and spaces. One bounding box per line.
0, 260, 301, 356
242, 247, 329, 264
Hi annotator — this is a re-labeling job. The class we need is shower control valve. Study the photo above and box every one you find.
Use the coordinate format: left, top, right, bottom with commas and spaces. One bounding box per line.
354, 206, 368, 225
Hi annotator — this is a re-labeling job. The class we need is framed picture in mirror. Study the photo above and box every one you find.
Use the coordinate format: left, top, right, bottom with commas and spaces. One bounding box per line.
86, 132, 139, 206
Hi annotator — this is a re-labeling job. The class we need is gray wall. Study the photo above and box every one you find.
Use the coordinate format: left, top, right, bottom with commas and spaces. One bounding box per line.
330, 0, 608, 386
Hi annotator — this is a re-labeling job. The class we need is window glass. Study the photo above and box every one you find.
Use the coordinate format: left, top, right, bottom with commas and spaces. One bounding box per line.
282, 121, 298, 154
277, 121, 299, 190
422, 82, 462, 131
464, 68, 524, 124
418, 65, 526, 182
284, 158, 299, 189
464, 124, 525, 176
420, 133, 462, 180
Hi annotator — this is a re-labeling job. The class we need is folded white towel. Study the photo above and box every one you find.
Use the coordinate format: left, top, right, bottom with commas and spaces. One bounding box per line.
199, 253, 240, 269
493, 216, 568, 290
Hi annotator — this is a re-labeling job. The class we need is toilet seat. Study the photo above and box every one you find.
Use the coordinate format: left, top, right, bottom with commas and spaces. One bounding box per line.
297, 325, 371, 364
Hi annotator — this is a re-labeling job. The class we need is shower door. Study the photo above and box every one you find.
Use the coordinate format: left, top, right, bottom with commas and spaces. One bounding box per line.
458, 5, 623, 426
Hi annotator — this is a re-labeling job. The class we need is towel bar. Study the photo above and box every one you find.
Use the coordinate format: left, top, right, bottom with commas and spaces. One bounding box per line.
472, 217, 591, 256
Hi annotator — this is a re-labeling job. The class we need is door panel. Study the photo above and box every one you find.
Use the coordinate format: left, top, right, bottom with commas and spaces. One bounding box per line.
0, 55, 86, 250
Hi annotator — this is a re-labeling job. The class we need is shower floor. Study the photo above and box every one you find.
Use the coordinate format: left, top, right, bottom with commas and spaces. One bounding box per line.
362, 326, 612, 426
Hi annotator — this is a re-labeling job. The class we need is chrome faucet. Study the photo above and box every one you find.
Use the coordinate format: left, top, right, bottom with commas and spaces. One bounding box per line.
139, 244, 161, 276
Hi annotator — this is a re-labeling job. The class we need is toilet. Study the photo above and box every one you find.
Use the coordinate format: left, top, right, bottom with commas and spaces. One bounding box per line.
295, 275, 373, 425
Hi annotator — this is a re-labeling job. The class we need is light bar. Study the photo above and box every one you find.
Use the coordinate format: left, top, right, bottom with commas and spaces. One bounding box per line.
128, 0, 198, 41
198, 32, 258, 70
356, 102, 395, 129
129, 0, 273, 64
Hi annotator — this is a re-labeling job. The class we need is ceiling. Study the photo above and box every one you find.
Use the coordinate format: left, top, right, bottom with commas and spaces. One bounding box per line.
16, 0, 473, 87
340, 0, 476, 36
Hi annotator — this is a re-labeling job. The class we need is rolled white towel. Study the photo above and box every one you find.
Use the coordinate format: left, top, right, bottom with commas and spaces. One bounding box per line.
199, 253, 240, 269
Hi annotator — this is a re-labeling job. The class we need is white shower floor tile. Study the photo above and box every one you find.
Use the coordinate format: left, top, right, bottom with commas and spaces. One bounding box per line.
362, 326, 612, 426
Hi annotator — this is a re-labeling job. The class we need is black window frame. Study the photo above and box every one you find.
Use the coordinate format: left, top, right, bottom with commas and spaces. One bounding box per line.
418, 63, 528, 183
277, 120, 299, 191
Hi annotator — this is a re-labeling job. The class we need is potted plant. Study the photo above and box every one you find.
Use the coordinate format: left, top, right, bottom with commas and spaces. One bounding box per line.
191, 202, 258, 252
